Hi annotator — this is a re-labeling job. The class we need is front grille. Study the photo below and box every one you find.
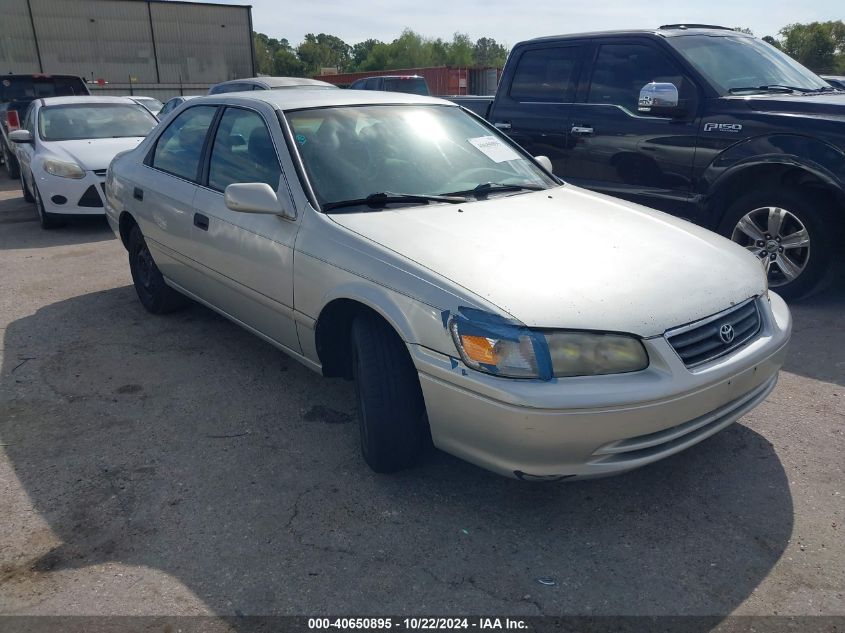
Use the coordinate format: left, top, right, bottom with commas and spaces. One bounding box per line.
665, 298, 761, 368
77, 185, 103, 208
93, 169, 108, 177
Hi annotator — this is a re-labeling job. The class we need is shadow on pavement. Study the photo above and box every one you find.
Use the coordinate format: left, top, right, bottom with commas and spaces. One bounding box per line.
782, 271, 845, 386
0, 286, 795, 622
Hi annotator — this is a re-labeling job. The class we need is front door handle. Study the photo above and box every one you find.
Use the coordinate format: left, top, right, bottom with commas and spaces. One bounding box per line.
493, 121, 512, 130
133, 187, 143, 201
193, 213, 209, 231
570, 126, 594, 136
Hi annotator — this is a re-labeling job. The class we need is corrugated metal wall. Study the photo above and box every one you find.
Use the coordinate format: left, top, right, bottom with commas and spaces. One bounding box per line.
0, 0, 253, 84
0, 0, 41, 73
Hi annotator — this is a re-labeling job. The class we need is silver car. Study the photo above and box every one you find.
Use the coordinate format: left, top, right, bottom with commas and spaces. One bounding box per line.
104, 90, 791, 480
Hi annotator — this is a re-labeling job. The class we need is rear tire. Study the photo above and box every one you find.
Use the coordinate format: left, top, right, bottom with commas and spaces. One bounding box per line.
33, 183, 64, 229
718, 186, 835, 300
351, 311, 428, 473
128, 224, 187, 314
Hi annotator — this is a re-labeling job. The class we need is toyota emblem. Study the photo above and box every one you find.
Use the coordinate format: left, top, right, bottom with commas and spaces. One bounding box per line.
719, 323, 735, 344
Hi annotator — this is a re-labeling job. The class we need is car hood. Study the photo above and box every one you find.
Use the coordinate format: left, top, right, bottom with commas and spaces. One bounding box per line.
732, 91, 845, 117
45, 137, 146, 171
329, 186, 766, 337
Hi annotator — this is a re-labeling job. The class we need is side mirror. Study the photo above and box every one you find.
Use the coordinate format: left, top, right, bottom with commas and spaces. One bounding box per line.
638, 82, 685, 117
9, 129, 33, 144
534, 155, 553, 173
224, 182, 294, 218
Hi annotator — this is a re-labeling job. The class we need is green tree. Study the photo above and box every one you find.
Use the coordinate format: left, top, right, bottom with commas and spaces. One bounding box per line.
778, 21, 845, 73
351, 39, 382, 70
447, 33, 474, 66
296, 33, 352, 75
473, 37, 508, 67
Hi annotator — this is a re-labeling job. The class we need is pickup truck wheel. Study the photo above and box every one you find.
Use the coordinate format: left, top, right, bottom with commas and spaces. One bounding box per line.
720, 187, 833, 300
33, 183, 64, 229
351, 311, 427, 473
2, 141, 20, 179
128, 224, 187, 314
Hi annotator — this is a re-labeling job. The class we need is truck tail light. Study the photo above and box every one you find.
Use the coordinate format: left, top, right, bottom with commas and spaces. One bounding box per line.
6, 110, 21, 132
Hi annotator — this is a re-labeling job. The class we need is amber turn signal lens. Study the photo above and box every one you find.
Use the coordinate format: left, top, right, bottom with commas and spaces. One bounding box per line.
459, 335, 498, 365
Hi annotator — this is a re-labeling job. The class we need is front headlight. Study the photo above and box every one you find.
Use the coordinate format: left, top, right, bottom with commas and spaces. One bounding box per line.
449, 309, 648, 380
43, 159, 85, 179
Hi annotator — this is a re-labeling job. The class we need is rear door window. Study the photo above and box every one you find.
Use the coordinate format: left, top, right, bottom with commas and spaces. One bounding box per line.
509, 47, 582, 102
151, 106, 217, 181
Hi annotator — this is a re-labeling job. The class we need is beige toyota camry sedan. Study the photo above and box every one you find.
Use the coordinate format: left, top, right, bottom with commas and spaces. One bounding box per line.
104, 90, 791, 480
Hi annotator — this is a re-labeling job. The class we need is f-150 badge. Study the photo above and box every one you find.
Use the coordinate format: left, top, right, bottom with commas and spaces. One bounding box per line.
704, 122, 743, 133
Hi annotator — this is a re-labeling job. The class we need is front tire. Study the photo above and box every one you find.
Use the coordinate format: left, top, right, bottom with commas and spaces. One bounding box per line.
719, 187, 834, 300
128, 224, 187, 314
2, 141, 20, 179
351, 311, 428, 473
21, 174, 35, 202
33, 183, 64, 229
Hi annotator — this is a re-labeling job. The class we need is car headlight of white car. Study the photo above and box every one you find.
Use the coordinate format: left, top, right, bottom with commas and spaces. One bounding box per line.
449, 309, 648, 380
43, 158, 86, 179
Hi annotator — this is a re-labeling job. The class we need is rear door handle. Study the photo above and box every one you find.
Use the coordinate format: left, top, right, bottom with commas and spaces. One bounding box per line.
193, 213, 209, 231
493, 121, 512, 130
133, 187, 143, 201
570, 126, 594, 136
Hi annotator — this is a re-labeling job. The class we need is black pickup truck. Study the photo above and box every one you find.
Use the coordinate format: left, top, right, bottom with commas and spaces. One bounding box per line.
1, 74, 89, 179
451, 25, 845, 298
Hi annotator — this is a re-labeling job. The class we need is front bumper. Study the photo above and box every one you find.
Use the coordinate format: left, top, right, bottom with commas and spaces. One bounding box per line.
36, 170, 107, 216
412, 293, 791, 480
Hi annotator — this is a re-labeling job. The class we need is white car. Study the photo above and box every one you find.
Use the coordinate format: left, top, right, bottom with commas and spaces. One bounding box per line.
9, 96, 158, 228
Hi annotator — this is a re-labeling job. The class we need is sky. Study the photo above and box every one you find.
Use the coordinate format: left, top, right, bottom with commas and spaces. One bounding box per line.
203, 0, 843, 47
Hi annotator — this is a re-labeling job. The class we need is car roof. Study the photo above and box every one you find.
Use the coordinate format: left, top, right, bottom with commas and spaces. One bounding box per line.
214, 76, 335, 89
189, 88, 453, 111
524, 26, 753, 44
37, 95, 141, 106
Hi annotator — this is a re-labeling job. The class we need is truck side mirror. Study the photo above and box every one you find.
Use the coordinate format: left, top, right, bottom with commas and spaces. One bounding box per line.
637, 82, 686, 117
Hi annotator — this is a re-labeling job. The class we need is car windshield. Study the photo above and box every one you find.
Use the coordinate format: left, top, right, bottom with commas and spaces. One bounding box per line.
383, 78, 429, 96
285, 104, 555, 210
135, 97, 163, 110
39, 103, 157, 141
668, 35, 830, 95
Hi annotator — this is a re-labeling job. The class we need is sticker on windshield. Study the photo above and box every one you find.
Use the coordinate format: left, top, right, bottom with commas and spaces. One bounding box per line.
467, 136, 521, 163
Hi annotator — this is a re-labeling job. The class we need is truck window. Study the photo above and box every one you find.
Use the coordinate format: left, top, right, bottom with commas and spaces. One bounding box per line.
509, 47, 581, 102
1, 75, 87, 102
587, 43, 684, 112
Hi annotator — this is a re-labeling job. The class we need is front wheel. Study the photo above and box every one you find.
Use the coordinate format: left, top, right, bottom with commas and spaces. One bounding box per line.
720, 187, 835, 300
351, 311, 428, 473
2, 141, 20, 179
128, 224, 187, 314
33, 183, 63, 229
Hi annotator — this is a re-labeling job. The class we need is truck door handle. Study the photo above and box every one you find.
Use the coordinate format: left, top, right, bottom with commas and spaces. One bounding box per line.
570, 126, 594, 136
493, 122, 512, 130
193, 213, 209, 231
133, 187, 144, 201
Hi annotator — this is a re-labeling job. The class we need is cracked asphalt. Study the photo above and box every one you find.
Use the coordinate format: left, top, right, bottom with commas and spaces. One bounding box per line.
0, 169, 843, 622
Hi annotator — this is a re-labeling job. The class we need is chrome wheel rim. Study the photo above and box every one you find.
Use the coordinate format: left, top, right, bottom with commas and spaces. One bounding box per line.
731, 206, 810, 287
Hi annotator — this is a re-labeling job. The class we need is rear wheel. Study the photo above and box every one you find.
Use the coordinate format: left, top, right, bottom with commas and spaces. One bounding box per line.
33, 183, 64, 229
128, 224, 187, 314
719, 187, 835, 300
350, 311, 428, 473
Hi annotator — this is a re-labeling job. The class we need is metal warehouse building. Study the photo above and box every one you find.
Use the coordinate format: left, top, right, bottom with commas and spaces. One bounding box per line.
1, 0, 254, 95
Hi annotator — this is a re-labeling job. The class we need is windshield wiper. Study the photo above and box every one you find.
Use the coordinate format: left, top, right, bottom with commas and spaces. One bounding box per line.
440, 182, 546, 198
322, 191, 467, 212
728, 84, 813, 94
